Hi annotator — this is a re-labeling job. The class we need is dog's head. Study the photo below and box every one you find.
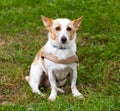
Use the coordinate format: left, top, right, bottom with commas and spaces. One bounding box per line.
41, 15, 82, 49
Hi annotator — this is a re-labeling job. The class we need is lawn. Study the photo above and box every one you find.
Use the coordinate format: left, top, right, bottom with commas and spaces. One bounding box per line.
0, 0, 120, 110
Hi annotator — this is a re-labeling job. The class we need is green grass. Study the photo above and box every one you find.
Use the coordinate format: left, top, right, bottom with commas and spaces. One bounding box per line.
0, 0, 120, 110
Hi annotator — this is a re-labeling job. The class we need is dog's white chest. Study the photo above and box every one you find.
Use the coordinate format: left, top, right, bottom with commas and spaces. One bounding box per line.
44, 59, 76, 81
52, 67, 73, 79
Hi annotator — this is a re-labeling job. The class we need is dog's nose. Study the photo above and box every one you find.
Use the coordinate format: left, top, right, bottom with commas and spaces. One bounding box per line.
61, 36, 67, 44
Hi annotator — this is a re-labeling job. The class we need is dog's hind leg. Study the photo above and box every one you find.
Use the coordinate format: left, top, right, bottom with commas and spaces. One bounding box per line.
26, 63, 44, 97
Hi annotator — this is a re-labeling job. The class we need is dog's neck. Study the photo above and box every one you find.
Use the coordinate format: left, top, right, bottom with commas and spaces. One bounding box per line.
45, 41, 76, 59
52, 44, 69, 50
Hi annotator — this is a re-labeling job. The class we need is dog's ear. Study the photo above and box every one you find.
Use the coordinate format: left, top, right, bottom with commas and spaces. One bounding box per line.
41, 15, 53, 30
73, 16, 83, 31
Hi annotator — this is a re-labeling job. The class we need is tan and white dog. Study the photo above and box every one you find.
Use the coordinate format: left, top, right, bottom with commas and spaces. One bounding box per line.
25, 15, 84, 101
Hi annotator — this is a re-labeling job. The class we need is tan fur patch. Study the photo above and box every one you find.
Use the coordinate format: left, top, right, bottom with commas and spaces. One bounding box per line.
49, 30, 57, 40
69, 31, 75, 40
33, 46, 45, 64
25, 76, 30, 83
66, 23, 75, 40
49, 22, 61, 40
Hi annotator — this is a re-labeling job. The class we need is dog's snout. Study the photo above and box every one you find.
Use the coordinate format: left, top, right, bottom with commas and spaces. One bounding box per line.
61, 36, 67, 44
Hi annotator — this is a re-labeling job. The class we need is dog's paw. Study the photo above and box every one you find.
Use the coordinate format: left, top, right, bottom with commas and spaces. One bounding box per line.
32, 89, 45, 97
72, 90, 84, 98
74, 93, 84, 99
48, 95, 56, 101
57, 88, 65, 94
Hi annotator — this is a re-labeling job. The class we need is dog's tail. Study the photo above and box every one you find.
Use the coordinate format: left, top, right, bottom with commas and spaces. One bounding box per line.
25, 76, 30, 83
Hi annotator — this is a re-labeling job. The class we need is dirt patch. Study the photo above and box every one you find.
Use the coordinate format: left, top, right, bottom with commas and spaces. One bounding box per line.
0, 80, 27, 104
0, 39, 5, 47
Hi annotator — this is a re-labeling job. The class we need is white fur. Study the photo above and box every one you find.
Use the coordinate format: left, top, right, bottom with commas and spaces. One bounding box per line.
25, 16, 83, 101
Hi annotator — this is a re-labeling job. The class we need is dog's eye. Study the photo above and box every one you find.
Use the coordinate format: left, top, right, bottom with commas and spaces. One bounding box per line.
55, 26, 61, 31
67, 27, 72, 31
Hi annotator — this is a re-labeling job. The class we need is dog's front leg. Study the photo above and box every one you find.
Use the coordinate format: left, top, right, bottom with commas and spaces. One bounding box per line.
71, 69, 84, 98
48, 70, 57, 101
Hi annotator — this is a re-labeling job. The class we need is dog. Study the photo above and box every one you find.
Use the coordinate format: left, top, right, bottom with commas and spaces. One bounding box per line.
25, 15, 84, 101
